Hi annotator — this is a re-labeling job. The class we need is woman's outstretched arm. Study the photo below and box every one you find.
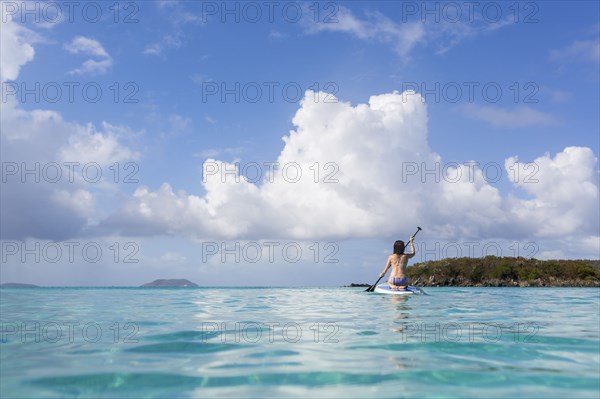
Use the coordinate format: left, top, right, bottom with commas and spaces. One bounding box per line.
406, 236, 416, 257
379, 257, 391, 277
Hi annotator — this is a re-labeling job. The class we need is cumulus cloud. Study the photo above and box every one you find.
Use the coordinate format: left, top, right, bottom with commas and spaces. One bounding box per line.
1, 15, 597, 259
99, 91, 431, 239
0, 15, 36, 82
59, 125, 139, 167
64, 36, 113, 75
506, 147, 599, 237
51, 189, 95, 218
1, 97, 140, 239
1, 21, 138, 240
99, 91, 599, 249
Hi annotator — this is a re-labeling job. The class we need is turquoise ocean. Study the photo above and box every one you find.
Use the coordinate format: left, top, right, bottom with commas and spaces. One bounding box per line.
1, 287, 599, 398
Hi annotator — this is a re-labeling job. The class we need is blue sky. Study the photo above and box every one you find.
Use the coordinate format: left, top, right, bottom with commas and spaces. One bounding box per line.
1, 1, 599, 286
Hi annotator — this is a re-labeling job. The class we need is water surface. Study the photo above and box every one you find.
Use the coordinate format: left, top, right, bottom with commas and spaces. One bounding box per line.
1, 287, 599, 398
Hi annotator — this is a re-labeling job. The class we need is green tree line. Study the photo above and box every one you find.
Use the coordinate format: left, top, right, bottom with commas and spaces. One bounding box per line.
406, 256, 600, 287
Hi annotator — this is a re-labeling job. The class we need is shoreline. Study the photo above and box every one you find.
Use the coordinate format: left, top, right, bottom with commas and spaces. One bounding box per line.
349, 256, 600, 288
411, 256, 599, 287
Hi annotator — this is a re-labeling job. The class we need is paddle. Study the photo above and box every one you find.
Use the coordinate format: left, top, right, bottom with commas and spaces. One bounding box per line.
365, 227, 422, 292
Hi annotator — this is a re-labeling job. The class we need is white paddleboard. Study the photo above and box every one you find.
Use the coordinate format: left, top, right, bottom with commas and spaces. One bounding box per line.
373, 283, 423, 295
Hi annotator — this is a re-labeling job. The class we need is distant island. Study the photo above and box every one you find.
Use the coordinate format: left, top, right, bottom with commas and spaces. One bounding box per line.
0, 283, 40, 288
140, 279, 199, 287
349, 257, 600, 287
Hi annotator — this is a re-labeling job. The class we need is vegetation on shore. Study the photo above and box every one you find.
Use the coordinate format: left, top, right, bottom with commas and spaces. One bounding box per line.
405, 256, 600, 287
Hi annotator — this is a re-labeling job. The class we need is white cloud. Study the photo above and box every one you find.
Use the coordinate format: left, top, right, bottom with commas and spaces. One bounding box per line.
0, 15, 35, 82
64, 36, 113, 75
540, 87, 573, 103
51, 189, 95, 218
505, 147, 599, 237
157, 1, 202, 24
303, 7, 425, 57
1, 15, 598, 261
194, 149, 220, 158
64, 36, 109, 58
1, 96, 140, 239
192, 73, 212, 84
158, 252, 187, 263
59, 125, 139, 167
301, 6, 513, 58
1, 21, 138, 240
538, 250, 565, 260
153, 114, 192, 139
551, 39, 600, 63
192, 147, 242, 159
579, 235, 600, 256
143, 1, 204, 56
268, 30, 287, 40
100, 91, 599, 248
460, 104, 560, 128
168, 114, 191, 131
143, 33, 183, 56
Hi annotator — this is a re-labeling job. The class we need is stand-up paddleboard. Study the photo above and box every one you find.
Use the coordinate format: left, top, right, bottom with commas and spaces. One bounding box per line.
373, 283, 424, 295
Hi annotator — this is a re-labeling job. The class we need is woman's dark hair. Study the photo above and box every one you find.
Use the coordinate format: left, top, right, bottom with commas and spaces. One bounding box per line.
393, 240, 405, 255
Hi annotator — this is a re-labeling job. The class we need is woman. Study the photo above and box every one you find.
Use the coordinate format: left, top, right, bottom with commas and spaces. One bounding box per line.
379, 236, 416, 290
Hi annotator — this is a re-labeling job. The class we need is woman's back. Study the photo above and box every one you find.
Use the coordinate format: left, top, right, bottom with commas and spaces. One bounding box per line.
389, 253, 409, 277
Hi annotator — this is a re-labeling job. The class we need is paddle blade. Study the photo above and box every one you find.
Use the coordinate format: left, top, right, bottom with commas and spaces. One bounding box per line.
365, 276, 383, 292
